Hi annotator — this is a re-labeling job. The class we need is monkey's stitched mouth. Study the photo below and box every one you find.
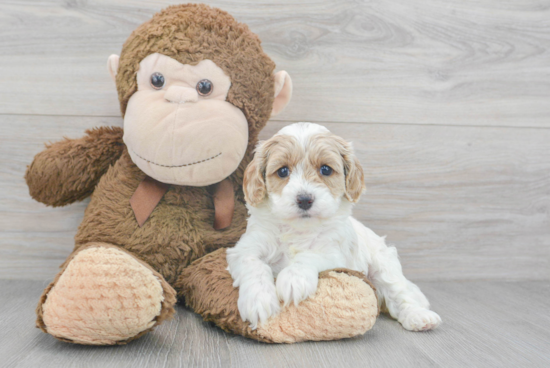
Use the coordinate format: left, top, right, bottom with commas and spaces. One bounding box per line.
131, 150, 222, 168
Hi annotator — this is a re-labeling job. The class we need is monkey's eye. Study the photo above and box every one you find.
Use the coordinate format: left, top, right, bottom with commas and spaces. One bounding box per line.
277, 167, 290, 178
320, 165, 333, 176
196, 79, 213, 96
150, 72, 165, 90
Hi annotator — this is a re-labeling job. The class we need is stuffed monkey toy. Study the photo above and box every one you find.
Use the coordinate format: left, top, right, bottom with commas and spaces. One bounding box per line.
25, 4, 378, 345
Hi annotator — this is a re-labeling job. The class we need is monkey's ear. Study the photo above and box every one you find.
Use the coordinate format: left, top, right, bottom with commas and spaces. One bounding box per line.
272, 71, 293, 116
107, 54, 120, 83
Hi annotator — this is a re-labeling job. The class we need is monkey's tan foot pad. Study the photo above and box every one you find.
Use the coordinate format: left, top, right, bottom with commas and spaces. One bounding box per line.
36, 244, 177, 345
178, 248, 379, 343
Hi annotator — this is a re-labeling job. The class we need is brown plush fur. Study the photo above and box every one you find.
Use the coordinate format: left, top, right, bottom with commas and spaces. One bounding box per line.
176, 248, 270, 342
116, 3, 276, 187
23, 3, 272, 288
25, 126, 125, 207
25, 3, 274, 344
178, 248, 378, 343
25, 4, 375, 345
72, 149, 249, 286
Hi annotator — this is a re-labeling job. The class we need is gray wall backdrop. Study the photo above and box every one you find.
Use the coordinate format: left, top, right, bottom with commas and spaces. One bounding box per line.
0, 0, 548, 280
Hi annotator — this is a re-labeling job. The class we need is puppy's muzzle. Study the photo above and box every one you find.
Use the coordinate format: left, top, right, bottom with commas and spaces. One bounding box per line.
296, 194, 314, 211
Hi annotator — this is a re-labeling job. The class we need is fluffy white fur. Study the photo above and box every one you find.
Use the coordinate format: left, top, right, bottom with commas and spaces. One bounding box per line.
226, 122, 441, 331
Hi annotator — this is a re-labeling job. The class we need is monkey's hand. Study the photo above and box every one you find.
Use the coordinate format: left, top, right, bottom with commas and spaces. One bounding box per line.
25, 126, 124, 207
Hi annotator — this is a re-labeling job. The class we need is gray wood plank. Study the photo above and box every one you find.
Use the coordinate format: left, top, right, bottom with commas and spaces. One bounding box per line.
0, 0, 549, 127
1, 280, 549, 368
262, 122, 550, 282
0, 115, 121, 279
413, 281, 550, 367
1, 116, 549, 281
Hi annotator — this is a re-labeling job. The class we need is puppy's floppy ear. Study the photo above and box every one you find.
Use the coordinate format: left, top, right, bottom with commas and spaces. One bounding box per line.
344, 154, 366, 203
243, 142, 268, 206
334, 136, 366, 203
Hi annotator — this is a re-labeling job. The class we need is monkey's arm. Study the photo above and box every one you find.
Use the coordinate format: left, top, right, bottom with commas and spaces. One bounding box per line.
25, 126, 125, 207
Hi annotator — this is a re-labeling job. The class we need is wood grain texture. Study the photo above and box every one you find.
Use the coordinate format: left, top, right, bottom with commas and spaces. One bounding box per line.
0, 115, 121, 279
1, 1, 549, 365
0, 0, 549, 127
1, 116, 549, 281
1, 279, 549, 367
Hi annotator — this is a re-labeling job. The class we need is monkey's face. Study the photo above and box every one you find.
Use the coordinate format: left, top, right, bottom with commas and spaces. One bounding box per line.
123, 53, 249, 186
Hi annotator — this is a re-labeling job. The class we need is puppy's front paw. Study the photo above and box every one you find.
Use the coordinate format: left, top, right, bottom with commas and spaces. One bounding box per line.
276, 266, 318, 307
399, 308, 442, 331
237, 282, 280, 330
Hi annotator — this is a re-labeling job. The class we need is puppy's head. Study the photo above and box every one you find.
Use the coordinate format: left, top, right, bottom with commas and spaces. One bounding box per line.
243, 123, 365, 221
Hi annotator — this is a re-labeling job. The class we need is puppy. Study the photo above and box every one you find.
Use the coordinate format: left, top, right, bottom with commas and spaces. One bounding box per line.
226, 122, 441, 331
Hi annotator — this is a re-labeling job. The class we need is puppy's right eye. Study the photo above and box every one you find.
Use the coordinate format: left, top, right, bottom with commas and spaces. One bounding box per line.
320, 165, 333, 176
277, 167, 289, 178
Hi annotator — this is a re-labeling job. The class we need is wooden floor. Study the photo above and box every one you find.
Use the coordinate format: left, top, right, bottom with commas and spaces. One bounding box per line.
1, 279, 549, 368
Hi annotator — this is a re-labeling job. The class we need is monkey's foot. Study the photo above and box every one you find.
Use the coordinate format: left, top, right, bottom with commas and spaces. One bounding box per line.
36, 243, 177, 345
178, 248, 379, 343
253, 269, 379, 343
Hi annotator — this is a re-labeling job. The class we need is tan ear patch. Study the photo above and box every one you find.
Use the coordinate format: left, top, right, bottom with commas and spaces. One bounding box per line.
344, 154, 365, 203
264, 135, 303, 197
329, 135, 365, 203
244, 135, 301, 206
304, 133, 347, 199
243, 153, 267, 206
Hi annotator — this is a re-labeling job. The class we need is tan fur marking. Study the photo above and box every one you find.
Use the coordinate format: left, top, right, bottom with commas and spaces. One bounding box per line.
332, 135, 366, 203
308, 133, 365, 203
264, 136, 303, 197
255, 132, 365, 203
243, 153, 266, 206
244, 135, 303, 205
304, 133, 348, 199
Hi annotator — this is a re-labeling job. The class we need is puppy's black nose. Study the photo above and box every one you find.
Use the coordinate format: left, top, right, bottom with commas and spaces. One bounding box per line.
297, 195, 314, 210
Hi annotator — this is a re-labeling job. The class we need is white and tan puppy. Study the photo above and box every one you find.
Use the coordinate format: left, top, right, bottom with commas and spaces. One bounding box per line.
226, 122, 441, 331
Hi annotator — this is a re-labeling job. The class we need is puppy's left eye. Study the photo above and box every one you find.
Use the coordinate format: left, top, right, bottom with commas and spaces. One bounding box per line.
320, 165, 333, 176
277, 167, 289, 178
